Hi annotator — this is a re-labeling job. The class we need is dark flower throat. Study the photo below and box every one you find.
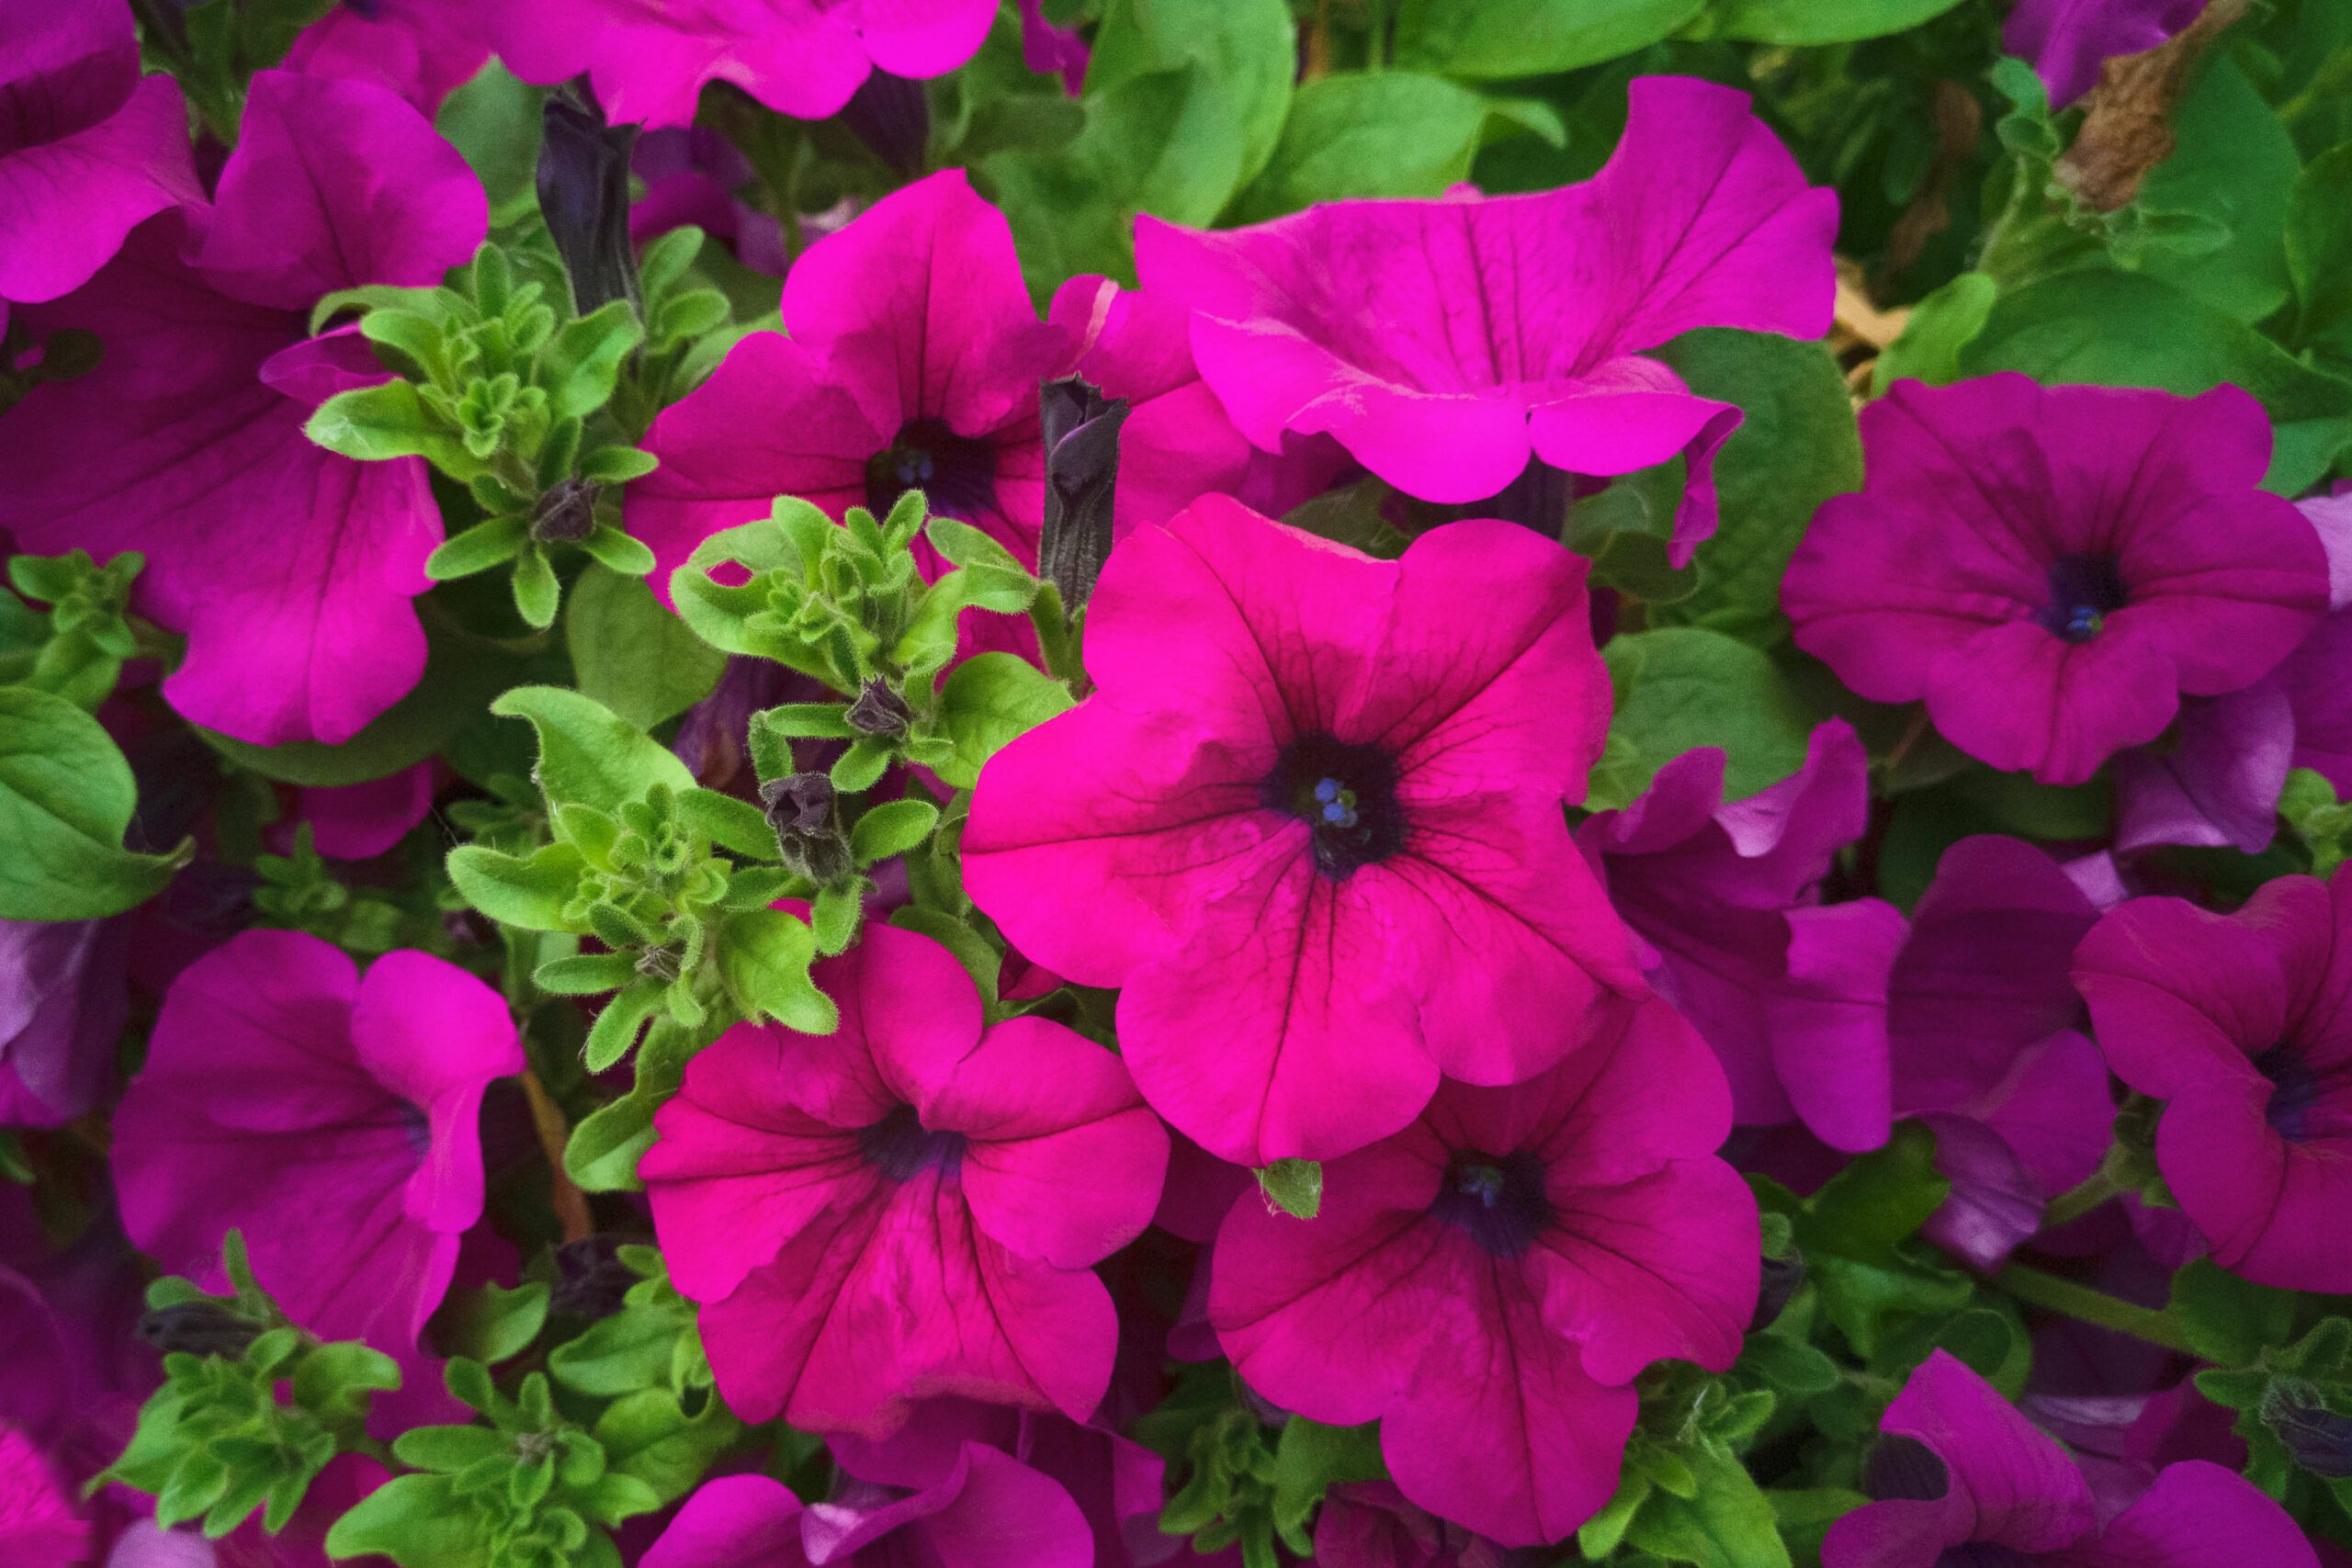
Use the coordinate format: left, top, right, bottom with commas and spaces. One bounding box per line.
1428, 1149, 1551, 1258
866, 417, 996, 522
859, 1103, 967, 1182
1263, 731, 1404, 880
2036, 553, 2128, 644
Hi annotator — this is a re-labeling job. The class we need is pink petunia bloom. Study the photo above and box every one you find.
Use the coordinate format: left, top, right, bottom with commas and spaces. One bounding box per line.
1129, 75, 1836, 562
1578, 720, 1901, 1153
1889, 837, 2113, 1270
111, 931, 522, 1385
642, 922, 1169, 1437
2006, 0, 2211, 107
0, 916, 129, 1129
1209, 999, 1757, 1546
1824, 1351, 2312, 1567
0, 0, 201, 307
275, 762, 439, 862
964, 496, 1643, 1167
0, 1422, 85, 1563
644, 1445, 1093, 1568
2073, 873, 2352, 1292
0, 71, 487, 745
2270, 490, 2352, 796
1784, 377, 2331, 786
631, 169, 1069, 602
283, 0, 496, 115
489, 0, 998, 129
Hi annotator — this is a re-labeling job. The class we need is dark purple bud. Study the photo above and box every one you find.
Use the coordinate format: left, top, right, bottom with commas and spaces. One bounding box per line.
1037, 375, 1129, 613
845, 680, 912, 739
550, 1235, 637, 1322
538, 85, 641, 317
761, 773, 853, 885
531, 478, 600, 543
139, 1300, 266, 1359
2265, 1381, 2352, 1479
837, 70, 929, 176
1749, 1244, 1805, 1331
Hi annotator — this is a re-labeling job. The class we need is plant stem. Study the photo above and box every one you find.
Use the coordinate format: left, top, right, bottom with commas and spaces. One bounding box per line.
1992, 1264, 2197, 1355
2041, 1167, 2123, 1229
520, 1068, 594, 1246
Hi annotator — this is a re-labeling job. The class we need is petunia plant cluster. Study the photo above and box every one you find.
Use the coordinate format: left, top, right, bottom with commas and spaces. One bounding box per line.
9, 3, 2352, 1568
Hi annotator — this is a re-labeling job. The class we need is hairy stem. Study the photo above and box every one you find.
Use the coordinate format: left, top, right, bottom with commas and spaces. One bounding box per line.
1992, 1263, 2196, 1355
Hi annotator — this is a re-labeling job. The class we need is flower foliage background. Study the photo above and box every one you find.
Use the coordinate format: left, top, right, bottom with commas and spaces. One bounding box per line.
8, 0, 2352, 1565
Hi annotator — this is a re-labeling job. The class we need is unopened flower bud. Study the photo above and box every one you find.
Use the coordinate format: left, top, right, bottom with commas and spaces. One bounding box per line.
762, 773, 854, 885
538, 85, 640, 316
531, 479, 599, 543
1750, 1243, 1806, 1331
1036, 375, 1128, 614
845, 680, 912, 739
2265, 1381, 2352, 1479
139, 1300, 266, 1359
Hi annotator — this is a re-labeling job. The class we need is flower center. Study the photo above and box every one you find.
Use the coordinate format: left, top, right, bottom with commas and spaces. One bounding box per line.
857, 1103, 967, 1183
1262, 731, 1405, 880
2036, 553, 2128, 643
865, 418, 997, 523
2254, 1043, 2349, 1144
400, 1102, 432, 1158
1428, 1149, 1551, 1258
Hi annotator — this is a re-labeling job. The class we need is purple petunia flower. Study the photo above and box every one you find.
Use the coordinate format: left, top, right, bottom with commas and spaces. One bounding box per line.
1784, 377, 2330, 786
2006, 0, 2211, 108
1316, 1481, 1549, 1568
642, 922, 1169, 1437
1824, 1350, 2313, 1566
2073, 873, 2352, 1292
1889, 837, 2114, 1270
282, 0, 495, 115
0, 916, 129, 1129
0, 1421, 85, 1563
964, 496, 1643, 1167
631, 170, 1069, 603
1129, 75, 1836, 562
1578, 720, 1902, 1152
488, 0, 998, 130
0, 71, 487, 745
0, 0, 201, 309
1209, 998, 1757, 1545
645, 1445, 1093, 1568
111, 931, 522, 1392
1019, 0, 1090, 96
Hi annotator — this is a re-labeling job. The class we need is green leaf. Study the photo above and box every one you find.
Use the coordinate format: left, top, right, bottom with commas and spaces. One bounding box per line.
550, 1305, 690, 1398
1394, 0, 1702, 78
1255, 1158, 1323, 1220
324, 1473, 483, 1565
1702, 0, 1966, 45
851, 799, 941, 866
1229, 73, 1504, 222
447, 843, 587, 931
304, 381, 485, 479
717, 908, 836, 1032
433, 1280, 551, 1365
1087, 0, 1295, 217
593, 1389, 737, 1506
1961, 268, 2352, 493
1649, 330, 1862, 646
2287, 141, 2352, 365
1873, 271, 1997, 393
540, 300, 646, 420
1623, 1436, 1792, 1568
581, 446, 661, 484
565, 568, 727, 732
1804, 1123, 1950, 1269
512, 547, 560, 630
2167, 1258, 2301, 1368
989, 69, 1201, 292
1268, 1418, 1385, 1537
579, 525, 658, 578
680, 787, 777, 861
491, 687, 696, 818
1589, 629, 1817, 810
426, 515, 531, 581
0, 687, 186, 919
435, 62, 543, 223
932, 652, 1076, 791
2132, 59, 2301, 324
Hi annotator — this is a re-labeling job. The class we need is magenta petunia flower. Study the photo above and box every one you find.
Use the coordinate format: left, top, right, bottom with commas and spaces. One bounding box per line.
0, 0, 201, 307
0, 917, 129, 1129
0, 1423, 85, 1564
1129, 75, 1835, 561
111, 930, 522, 1370
278, 762, 439, 863
645, 1445, 1093, 1568
1019, 0, 1090, 95
2272, 490, 2352, 796
964, 495, 1643, 1167
1889, 837, 2113, 1269
2112, 679, 2294, 855
283, 0, 496, 115
1824, 1350, 2312, 1567
1209, 999, 1757, 1545
642, 922, 1169, 1437
2006, 0, 2211, 107
1577, 720, 1901, 1152
2073, 874, 2352, 1292
0, 71, 487, 745
1784, 377, 2330, 786
631, 169, 1069, 602
489, 0, 998, 129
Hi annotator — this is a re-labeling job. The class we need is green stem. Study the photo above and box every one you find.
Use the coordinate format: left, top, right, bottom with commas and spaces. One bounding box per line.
1992, 1264, 2197, 1355
2041, 1167, 2123, 1229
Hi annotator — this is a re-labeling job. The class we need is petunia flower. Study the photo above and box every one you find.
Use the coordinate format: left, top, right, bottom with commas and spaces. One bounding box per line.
1784, 376, 2330, 786
2111, 679, 2294, 856
1129, 75, 1836, 562
111, 930, 522, 1381
0, 1422, 85, 1563
0, 0, 201, 308
2072, 873, 2352, 1292
1208, 999, 1757, 1545
1578, 720, 1901, 1152
2006, 0, 2211, 107
488, 0, 998, 130
2269, 489, 2352, 795
276, 763, 439, 863
1019, 0, 1091, 96
282, 0, 495, 115
630, 169, 1070, 601
1824, 1350, 2313, 1567
964, 495, 1643, 1167
0, 916, 129, 1129
1315, 1481, 1549, 1568
1889, 837, 2114, 1270
642, 921, 1169, 1437
0, 71, 487, 744
643, 1446, 1093, 1568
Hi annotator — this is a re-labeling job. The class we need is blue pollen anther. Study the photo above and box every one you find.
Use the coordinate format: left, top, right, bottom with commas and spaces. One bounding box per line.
1457, 1162, 1507, 1208
2062, 605, 2103, 642
1313, 779, 1359, 829
1314, 778, 1340, 804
